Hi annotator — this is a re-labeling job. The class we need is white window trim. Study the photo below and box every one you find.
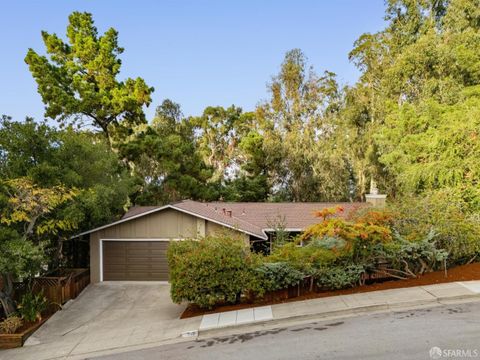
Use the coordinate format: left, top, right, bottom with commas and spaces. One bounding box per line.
99, 238, 182, 282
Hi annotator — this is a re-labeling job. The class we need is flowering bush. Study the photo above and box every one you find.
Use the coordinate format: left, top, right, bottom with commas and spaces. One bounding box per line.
300, 207, 392, 265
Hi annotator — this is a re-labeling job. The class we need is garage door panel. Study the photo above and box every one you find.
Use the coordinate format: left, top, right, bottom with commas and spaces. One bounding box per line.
102, 241, 170, 281
104, 264, 126, 272
106, 274, 127, 281
104, 253, 126, 259
127, 249, 151, 256
127, 262, 165, 268
149, 263, 168, 270
126, 242, 150, 248
105, 250, 126, 257
126, 263, 169, 271
127, 256, 152, 263
104, 256, 125, 262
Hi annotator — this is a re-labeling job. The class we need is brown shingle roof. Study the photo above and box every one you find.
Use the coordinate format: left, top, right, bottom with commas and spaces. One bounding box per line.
121, 206, 160, 219
208, 201, 364, 230
174, 200, 265, 238
118, 200, 367, 239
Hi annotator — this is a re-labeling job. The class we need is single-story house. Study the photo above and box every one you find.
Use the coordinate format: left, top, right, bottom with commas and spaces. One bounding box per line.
73, 198, 385, 283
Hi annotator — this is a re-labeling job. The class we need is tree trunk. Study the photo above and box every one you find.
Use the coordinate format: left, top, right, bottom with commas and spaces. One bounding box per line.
0, 273, 16, 317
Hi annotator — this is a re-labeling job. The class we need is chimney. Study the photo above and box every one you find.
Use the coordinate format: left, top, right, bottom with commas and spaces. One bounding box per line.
365, 178, 387, 207
226, 210, 232, 217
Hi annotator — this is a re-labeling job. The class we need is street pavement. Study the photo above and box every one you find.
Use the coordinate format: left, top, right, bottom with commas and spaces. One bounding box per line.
2, 281, 480, 360
93, 300, 480, 360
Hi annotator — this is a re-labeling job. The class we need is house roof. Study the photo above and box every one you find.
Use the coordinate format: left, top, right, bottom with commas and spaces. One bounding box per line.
74, 200, 367, 240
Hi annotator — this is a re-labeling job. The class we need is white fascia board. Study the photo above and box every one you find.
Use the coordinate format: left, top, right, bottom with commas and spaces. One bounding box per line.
71, 204, 269, 240
70, 205, 172, 239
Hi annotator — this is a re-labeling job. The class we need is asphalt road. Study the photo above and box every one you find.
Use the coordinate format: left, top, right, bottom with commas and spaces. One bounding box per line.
93, 301, 480, 360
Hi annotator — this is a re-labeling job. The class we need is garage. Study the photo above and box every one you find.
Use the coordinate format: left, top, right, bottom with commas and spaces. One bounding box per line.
102, 240, 169, 281
80, 204, 252, 283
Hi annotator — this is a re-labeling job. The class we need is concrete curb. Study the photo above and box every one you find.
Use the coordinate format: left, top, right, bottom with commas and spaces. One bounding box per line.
436, 293, 480, 303
60, 335, 193, 360
197, 294, 480, 339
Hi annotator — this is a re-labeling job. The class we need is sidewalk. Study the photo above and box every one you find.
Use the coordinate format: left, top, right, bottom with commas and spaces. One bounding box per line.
197, 281, 480, 337
1, 281, 480, 360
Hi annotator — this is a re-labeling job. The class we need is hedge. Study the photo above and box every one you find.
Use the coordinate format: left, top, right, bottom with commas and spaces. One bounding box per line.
167, 234, 261, 309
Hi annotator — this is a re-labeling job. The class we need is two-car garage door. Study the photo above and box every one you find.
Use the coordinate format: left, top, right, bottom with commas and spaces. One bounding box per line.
102, 241, 169, 281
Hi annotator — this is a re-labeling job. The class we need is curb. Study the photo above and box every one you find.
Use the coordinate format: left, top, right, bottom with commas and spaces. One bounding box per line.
437, 293, 480, 304
64, 335, 193, 360
197, 294, 480, 339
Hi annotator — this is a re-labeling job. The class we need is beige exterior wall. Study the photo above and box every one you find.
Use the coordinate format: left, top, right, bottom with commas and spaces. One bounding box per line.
205, 221, 250, 245
89, 208, 248, 283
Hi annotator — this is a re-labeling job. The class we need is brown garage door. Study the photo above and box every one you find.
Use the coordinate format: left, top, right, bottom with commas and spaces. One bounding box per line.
102, 241, 169, 281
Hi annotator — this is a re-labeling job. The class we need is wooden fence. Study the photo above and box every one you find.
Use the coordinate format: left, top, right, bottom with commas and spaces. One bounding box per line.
13, 268, 90, 312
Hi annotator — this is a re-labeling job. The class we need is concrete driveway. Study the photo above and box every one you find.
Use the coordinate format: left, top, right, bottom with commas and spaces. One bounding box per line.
0, 282, 201, 360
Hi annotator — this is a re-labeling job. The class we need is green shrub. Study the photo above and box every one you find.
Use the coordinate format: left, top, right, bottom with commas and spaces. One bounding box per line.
167, 234, 261, 309
268, 241, 338, 274
381, 230, 449, 276
391, 191, 480, 263
307, 236, 347, 250
17, 292, 48, 322
255, 262, 304, 292
0, 315, 23, 334
316, 265, 365, 290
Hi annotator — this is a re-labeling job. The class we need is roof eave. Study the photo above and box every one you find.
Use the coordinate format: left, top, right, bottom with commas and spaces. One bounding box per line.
70, 203, 268, 240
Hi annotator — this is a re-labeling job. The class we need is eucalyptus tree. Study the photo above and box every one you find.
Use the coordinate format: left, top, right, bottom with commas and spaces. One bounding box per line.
256, 49, 352, 201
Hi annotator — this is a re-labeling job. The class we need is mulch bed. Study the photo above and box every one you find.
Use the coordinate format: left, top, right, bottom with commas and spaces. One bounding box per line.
180, 262, 480, 319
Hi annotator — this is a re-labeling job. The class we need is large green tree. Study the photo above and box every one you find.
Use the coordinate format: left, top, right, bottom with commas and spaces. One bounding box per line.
346, 0, 480, 199
376, 86, 480, 210
25, 12, 154, 139
222, 130, 271, 201
119, 100, 216, 204
256, 49, 352, 201
0, 178, 76, 316
191, 106, 254, 182
0, 116, 135, 232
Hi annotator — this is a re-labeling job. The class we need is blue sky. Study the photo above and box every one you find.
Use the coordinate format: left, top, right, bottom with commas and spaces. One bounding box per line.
0, 1, 386, 122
